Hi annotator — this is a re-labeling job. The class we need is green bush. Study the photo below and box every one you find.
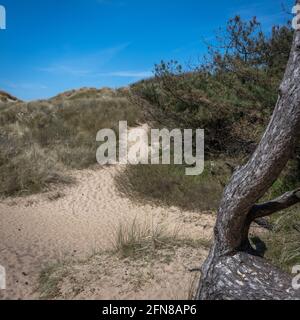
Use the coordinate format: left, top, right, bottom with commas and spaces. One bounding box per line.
131, 18, 293, 157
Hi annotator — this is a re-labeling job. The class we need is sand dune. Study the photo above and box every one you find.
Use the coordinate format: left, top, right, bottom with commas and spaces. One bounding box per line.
0, 163, 215, 300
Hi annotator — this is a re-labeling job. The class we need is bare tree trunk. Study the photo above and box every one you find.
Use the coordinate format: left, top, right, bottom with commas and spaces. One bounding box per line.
197, 2, 300, 300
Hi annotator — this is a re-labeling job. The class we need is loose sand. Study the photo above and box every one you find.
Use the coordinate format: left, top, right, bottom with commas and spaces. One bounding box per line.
0, 163, 215, 300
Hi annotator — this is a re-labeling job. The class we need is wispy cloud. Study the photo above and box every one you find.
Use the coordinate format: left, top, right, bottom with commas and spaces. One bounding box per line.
38, 65, 91, 76
95, 71, 152, 78
38, 43, 130, 76
37, 43, 151, 80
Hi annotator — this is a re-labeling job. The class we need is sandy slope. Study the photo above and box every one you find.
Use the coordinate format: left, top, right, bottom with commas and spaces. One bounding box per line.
0, 163, 215, 300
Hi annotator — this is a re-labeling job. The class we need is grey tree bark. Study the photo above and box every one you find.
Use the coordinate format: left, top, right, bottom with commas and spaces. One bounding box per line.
196, 1, 300, 300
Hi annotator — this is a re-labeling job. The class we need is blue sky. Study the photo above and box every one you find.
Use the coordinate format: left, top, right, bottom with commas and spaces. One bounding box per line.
0, 0, 294, 100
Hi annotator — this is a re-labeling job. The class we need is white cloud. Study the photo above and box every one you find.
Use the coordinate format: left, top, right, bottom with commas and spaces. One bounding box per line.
38, 43, 131, 76
96, 71, 152, 78
38, 65, 91, 76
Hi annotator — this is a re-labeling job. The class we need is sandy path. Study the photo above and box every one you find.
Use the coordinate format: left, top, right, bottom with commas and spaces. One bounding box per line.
0, 164, 215, 300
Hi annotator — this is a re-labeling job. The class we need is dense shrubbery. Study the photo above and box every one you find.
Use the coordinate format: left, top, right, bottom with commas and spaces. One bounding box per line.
131, 17, 293, 157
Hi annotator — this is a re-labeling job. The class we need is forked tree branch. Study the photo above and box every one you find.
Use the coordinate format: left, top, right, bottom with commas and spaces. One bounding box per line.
250, 188, 300, 220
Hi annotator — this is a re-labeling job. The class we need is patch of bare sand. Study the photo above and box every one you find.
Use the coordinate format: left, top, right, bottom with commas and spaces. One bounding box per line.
0, 165, 215, 300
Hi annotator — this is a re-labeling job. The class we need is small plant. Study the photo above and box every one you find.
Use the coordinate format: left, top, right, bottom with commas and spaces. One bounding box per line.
110, 217, 210, 259
38, 263, 69, 299
111, 218, 179, 258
